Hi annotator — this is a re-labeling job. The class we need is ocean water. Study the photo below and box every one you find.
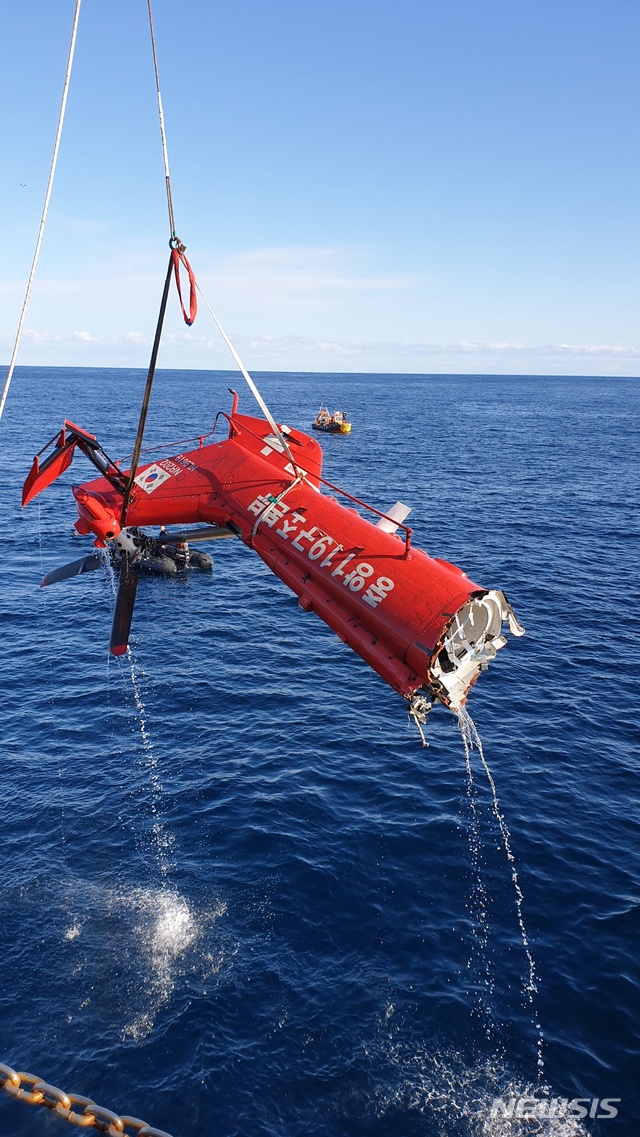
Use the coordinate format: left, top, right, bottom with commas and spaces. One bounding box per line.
0, 367, 638, 1136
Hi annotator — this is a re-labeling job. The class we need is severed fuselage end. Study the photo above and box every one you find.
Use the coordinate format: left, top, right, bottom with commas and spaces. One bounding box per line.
428, 589, 525, 712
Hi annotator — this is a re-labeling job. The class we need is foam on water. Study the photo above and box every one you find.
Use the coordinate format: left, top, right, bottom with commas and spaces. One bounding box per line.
120, 885, 223, 1041
61, 880, 228, 1042
371, 1032, 589, 1136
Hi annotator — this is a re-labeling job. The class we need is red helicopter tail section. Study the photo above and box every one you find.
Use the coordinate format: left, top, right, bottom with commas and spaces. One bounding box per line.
22, 391, 524, 717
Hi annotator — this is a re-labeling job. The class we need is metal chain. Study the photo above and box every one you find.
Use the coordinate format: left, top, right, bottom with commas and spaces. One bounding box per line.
0, 1063, 174, 1137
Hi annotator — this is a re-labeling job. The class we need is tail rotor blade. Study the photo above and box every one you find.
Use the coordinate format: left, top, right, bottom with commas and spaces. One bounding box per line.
41, 553, 102, 587
109, 553, 138, 656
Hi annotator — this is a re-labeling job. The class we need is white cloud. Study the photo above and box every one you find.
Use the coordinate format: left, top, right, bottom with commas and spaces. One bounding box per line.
1, 244, 639, 374
20, 328, 64, 344
0, 244, 424, 354
201, 245, 421, 296
3, 325, 639, 375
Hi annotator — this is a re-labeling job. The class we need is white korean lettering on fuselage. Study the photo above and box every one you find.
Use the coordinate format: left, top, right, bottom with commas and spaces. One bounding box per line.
276, 517, 298, 539
308, 535, 335, 560
261, 499, 290, 527
331, 553, 355, 577
291, 525, 320, 552
248, 493, 270, 517
363, 576, 395, 607
246, 493, 395, 605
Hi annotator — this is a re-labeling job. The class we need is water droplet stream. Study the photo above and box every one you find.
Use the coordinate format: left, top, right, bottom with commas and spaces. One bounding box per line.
458, 705, 545, 1075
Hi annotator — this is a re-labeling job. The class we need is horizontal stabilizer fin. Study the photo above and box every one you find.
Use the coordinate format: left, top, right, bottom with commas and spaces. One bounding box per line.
164, 526, 236, 543
376, 501, 411, 535
41, 553, 102, 587
23, 421, 127, 508
23, 433, 77, 507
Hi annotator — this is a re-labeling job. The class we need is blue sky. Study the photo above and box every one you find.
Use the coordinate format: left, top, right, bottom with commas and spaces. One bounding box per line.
2, 0, 639, 374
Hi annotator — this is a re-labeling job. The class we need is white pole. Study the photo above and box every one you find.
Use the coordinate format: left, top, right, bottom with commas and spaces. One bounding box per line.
196, 284, 301, 474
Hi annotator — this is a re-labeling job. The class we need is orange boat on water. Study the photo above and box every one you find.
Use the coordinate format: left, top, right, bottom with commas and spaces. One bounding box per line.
312, 407, 351, 434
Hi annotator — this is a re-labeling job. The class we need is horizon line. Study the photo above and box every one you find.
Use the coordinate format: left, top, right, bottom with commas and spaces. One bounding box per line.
3, 363, 640, 381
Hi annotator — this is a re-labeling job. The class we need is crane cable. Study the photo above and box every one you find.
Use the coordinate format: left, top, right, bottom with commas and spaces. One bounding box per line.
147, 0, 197, 329
123, 0, 196, 512
147, 0, 300, 474
147, 0, 299, 472
146, 0, 176, 240
0, 0, 83, 423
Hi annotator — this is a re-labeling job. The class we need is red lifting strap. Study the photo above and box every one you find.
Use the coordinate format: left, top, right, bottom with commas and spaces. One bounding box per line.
171, 247, 198, 326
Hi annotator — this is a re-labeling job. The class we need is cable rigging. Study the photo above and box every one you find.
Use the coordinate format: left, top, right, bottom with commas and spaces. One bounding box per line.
0, 0, 83, 423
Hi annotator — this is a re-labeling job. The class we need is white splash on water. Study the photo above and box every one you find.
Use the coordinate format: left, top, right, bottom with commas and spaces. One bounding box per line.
121, 886, 228, 1041
97, 560, 229, 1039
60, 877, 228, 1042
458, 707, 544, 1074
122, 886, 204, 1040
371, 1036, 589, 1137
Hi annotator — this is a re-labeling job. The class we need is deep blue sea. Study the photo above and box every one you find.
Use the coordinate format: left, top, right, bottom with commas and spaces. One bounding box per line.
0, 368, 638, 1136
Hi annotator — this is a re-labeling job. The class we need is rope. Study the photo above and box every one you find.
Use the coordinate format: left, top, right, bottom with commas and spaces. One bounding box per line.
251, 474, 304, 540
149, 2, 297, 475
146, 0, 176, 239
148, 0, 295, 478
196, 282, 302, 475
0, 0, 82, 424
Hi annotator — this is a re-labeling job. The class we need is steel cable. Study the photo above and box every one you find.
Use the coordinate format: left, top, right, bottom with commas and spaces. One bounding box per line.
0, 0, 83, 423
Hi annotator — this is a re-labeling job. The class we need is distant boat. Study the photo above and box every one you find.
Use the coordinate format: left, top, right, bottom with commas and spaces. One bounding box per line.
312, 406, 352, 434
